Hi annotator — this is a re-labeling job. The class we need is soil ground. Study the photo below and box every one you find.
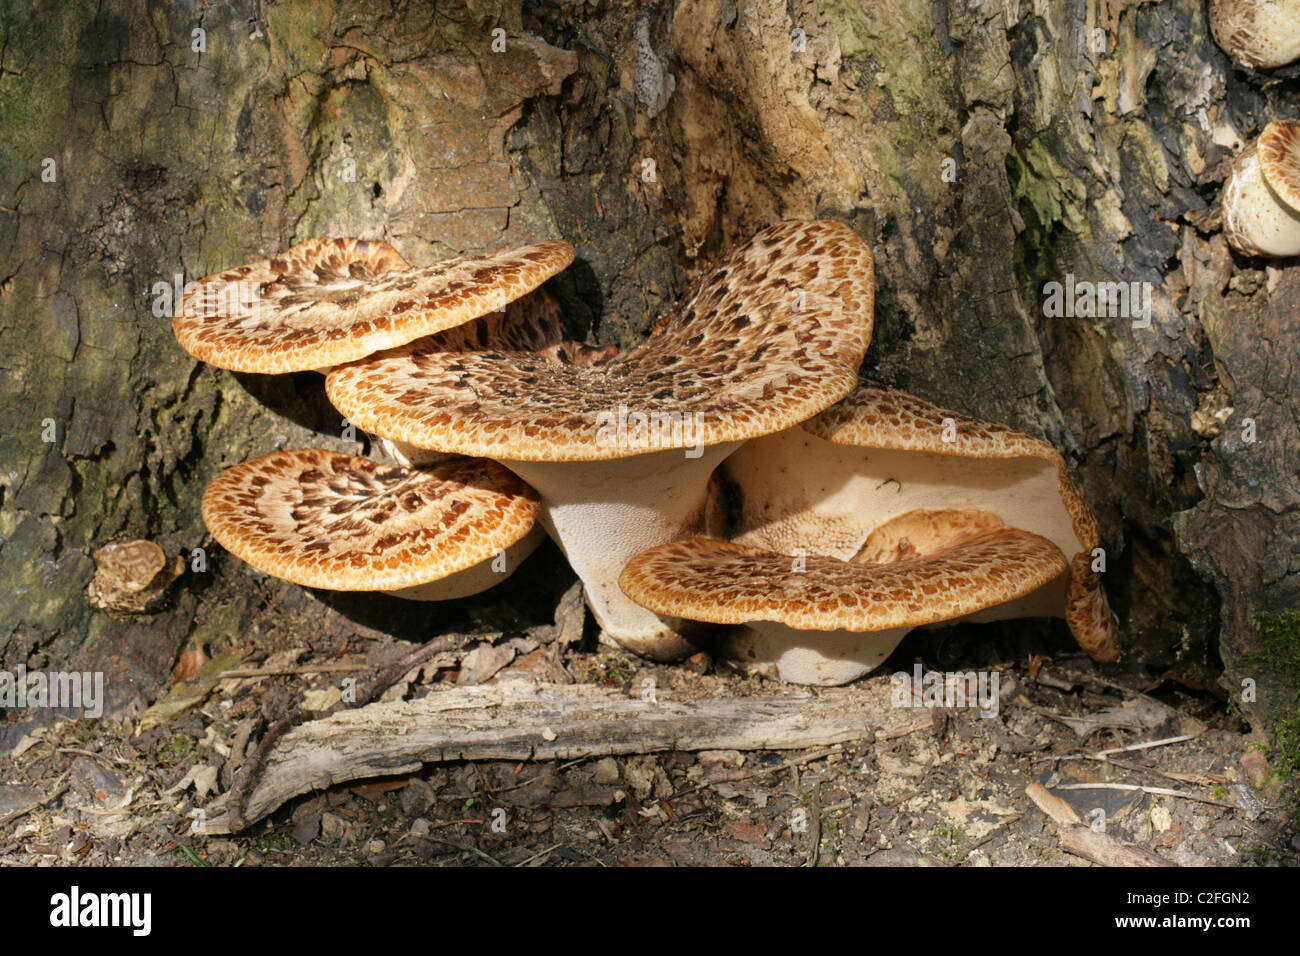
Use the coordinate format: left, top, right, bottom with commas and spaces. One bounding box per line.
1, 547, 1296, 868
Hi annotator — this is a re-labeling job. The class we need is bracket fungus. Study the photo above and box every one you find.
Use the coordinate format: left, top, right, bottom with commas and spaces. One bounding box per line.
1209, 0, 1300, 70
1222, 120, 1300, 258
86, 539, 184, 613
201, 449, 542, 601
374, 289, 619, 467
172, 236, 574, 373
709, 381, 1119, 682
326, 220, 876, 659
620, 519, 1069, 686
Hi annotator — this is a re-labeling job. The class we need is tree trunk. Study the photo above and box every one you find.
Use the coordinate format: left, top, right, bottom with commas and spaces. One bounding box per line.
1, 1, 1296, 746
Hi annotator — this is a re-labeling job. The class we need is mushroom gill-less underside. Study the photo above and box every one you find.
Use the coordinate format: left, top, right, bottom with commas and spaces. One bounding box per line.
803, 380, 1103, 550
1257, 119, 1300, 211
1209, 0, 1300, 70
1223, 120, 1300, 258
725, 380, 1121, 663
173, 236, 575, 374
324, 220, 876, 461
201, 449, 540, 592
618, 527, 1069, 633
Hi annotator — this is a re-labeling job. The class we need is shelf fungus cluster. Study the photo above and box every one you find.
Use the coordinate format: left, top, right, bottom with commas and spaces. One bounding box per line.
174, 236, 573, 600
175, 221, 1120, 685
624, 382, 1120, 684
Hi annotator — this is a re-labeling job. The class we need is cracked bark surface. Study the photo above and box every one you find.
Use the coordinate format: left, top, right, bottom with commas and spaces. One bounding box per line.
1, 0, 1296, 742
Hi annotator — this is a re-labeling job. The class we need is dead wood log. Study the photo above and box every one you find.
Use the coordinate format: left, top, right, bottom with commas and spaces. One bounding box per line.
204, 678, 928, 833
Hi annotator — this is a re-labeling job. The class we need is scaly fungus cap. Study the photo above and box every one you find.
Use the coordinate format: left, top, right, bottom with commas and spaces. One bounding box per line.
173, 237, 574, 374
620, 529, 1068, 632
324, 220, 876, 657
1258, 119, 1300, 211
325, 220, 875, 461
201, 449, 539, 593
1223, 120, 1300, 258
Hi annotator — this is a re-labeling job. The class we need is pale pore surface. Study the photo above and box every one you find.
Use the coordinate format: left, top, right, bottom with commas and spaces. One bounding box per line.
1209, 0, 1300, 70
202, 449, 539, 591
1223, 148, 1300, 257
1259, 119, 1300, 211
726, 381, 1120, 661
174, 237, 574, 373
325, 220, 876, 461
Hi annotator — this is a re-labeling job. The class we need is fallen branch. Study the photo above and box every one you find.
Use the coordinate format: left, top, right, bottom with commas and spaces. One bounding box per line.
1050, 782, 1233, 808
953, 814, 1023, 863
1088, 757, 1223, 787
221, 632, 475, 831
1025, 781, 1172, 867
218, 664, 368, 678
204, 678, 926, 833
0, 772, 69, 828
1058, 826, 1172, 868
1034, 733, 1222, 785
1093, 734, 1196, 757
670, 746, 844, 799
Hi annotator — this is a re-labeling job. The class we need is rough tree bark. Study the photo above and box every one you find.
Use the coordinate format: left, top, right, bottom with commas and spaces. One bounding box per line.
1, 1, 1296, 748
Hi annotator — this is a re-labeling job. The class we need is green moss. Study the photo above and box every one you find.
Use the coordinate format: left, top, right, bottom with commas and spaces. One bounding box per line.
1253, 611, 1300, 775
930, 821, 966, 860
156, 732, 196, 769
255, 831, 297, 854
828, 0, 957, 125
585, 651, 637, 687
1256, 611, 1300, 683
1006, 138, 1089, 237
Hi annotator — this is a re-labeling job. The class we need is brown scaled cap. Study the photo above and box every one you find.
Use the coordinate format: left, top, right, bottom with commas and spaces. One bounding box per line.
201, 449, 539, 591
325, 220, 875, 461
619, 530, 1068, 633
426, 286, 619, 367
1258, 119, 1300, 212
173, 236, 574, 374
1222, 123, 1300, 258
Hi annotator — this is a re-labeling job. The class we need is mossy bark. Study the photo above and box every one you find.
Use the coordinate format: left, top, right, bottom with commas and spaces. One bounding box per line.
1, 0, 1296, 742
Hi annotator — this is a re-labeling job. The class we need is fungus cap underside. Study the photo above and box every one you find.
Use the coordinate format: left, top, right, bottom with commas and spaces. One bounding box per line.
1259, 120, 1300, 211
